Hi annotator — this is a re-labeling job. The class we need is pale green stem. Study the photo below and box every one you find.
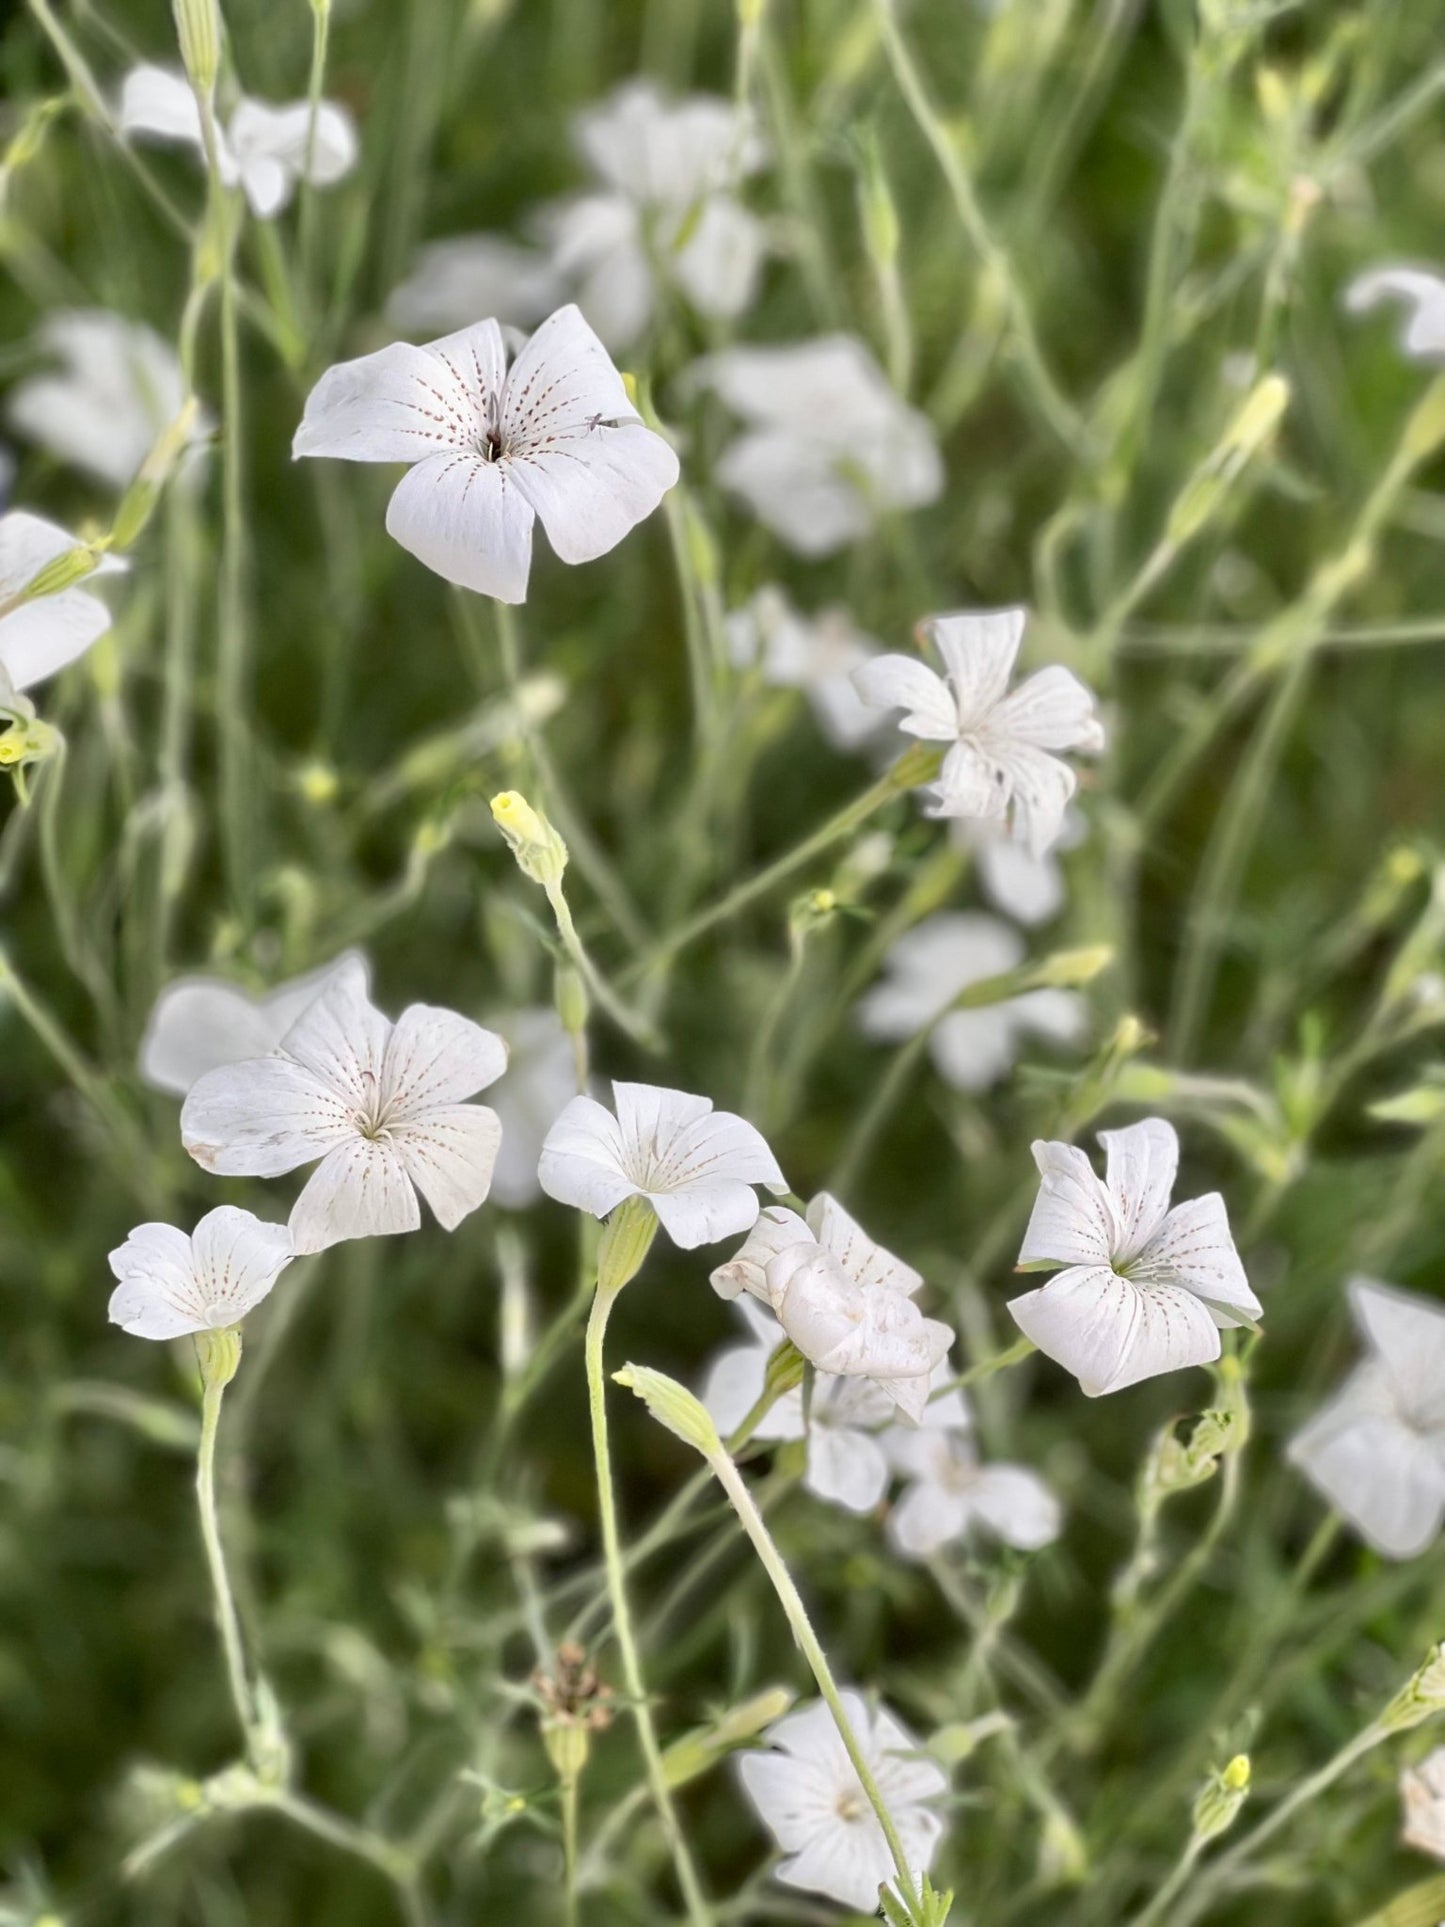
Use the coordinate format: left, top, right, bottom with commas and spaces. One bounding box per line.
562, 1773, 579, 1927
544, 878, 662, 1051
1128, 1834, 1207, 1927
196, 1372, 257, 1752
299, 0, 333, 283
932, 1337, 1037, 1400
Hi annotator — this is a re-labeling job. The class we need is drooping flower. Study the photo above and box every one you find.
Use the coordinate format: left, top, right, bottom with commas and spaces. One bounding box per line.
884, 1416, 1061, 1559
1009, 1118, 1261, 1397
292, 305, 680, 602
0, 510, 127, 691
712, 1194, 953, 1422
119, 64, 357, 219
7, 310, 199, 489
1401, 1747, 1445, 1859
737, 1692, 948, 1913
486, 1006, 578, 1209
693, 336, 943, 555
180, 973, 506, 1255
538, 1080, 785, 1248
954, 808, 1085, 928
1287, 1277, 1445, 1560
139, 951, 369, 1097
108, 1206, 293, 1339
1345, 265, 1445, 362
726, 585, 884, 751
387, 235, 565, 334
857, 912, 1086, 1092
853, 607, 1104, 856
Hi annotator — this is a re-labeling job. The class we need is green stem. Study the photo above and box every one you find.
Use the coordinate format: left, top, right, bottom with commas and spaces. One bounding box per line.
196, 1370, 256, 1753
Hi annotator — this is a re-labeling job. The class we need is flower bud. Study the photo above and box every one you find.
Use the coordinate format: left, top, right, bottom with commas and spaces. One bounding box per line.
614, 1363, 722, 1458
172, 0, 222, 103
662, 1686, 795, 1788
194, 1325, 242, 1390
596, 1194, 657, 1297
554, 961, 588, 1037
1192, 1754, 1250, 1842
490, 789, 568, 886
1382, 1643, 1445, 1735
18, 540, 109, 603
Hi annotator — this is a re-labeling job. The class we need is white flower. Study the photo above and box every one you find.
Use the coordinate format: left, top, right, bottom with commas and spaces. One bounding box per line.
387, 235, 565, 334
954, 807, 1085, 928
119, 64, 357, 219
108, 1206, 293, 1340
486, 1006, 577, 1209
694, 335, 943, 555
1345, 265, 1445, 362
737, 1692, 948, 1913
8, 310, 198, 489
292, 304, 679, 602
885, 1417, 1061, 1559
539, 1080, 785, 1248
1009, 1118, 1261, 1397
180, 972, 506, 1255
0, 510, 127, 691
1287, 1277, 1445, 1560
853, 607, 1104, 857
712, 1195, 953, 1422
1401, 1747, 1445, 1859
857, 912, 1086, 1092
138, 951, 368, 1096
726, 585, 884, 751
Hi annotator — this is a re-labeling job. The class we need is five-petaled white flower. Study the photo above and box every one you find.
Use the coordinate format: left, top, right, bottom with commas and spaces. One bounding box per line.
859, 912, 1087, 1093
1345, 264, 1445, 362
1287, 1277, 1445, 1560
388, 235, 565, 335
8, 310, 200, 489
139, 951, 368, 1096
884, 1412, 1061, 1560
538, 1080, 785, 1248
119, 64, 357, 219
0, 511, 127, 693
693, 336, 943, 555
180, 973, 506, 1255
1401, 1748, 1445, 1860
486, 1007, 578, 1210
854, 607, 1104, 857
954, 808, 1085, 928
108, 1206, 293, 1340
1009, 1118, 1261, 1397
712, 1195, 953, 1422
726, 585, 885, 752
292, 304, 680, 602
738, 1692, 948, 1913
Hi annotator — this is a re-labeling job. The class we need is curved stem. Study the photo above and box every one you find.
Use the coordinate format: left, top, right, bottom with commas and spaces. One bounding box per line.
196, 1373, 256, 1750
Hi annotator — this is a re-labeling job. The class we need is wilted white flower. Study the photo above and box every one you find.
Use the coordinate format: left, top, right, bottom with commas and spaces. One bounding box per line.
1287, 1277, 1445, 1560
292, 305, 679, 602
1401, 1747, 1445, 1858
694, 335, 943, 555
854, 608, 1104, 857
539, 1079, 785, 1248
858, 912, 1086, 1091
885, 1416, 1061, 1559
487, 1006, 577, 1209
180, 973, 506, 1255
139, 951, 368, 1096
1345, 264, 1445, 362
726, 585, 884, 751
108, 1206, 293, 1339
0, 510, 126, 690
738, 1692, 948, 1913
1009, 1118, 1261, 1397
8, 310, 197, 489
119, 64, 357, 219
712, 1195, 953, 1422
955, 808, 1085, 927
387, 235, 565, 334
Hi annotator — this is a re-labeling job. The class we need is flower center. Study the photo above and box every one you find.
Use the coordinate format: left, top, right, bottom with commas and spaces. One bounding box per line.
479, 426, 507, 463
835, 1787, 866, 1824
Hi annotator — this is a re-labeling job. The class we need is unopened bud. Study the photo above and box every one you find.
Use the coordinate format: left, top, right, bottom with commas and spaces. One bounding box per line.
555, 962, 588, 1037
490, 790, 568, 886
663, 1686, 794, 1788
194, 1325, 242, 1390
1382, 1643, 1445, 1735
596, 1194, 657, 1297
172, 0, 222, 102
614, 1363, 721, 1458
1166, 375, 1290, 548
1192, 1754, 1250, 1841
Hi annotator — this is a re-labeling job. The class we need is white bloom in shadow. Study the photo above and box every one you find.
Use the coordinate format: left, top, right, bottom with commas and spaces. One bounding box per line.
1288, 1277, 1445, 1560
1401, 1747, 1445, 1858
1345, 264, 1445, 362
885, 1412, 1061, 1559
119, 64, 357, 219
180, 973, 506, 1254
388, 235, 565, 334
139, 951, 369, 1096
737, 1692, 948, 1913
539, 1079, 785, 1247
854, 607, 1103, 856
1009, 1118, 1261, 1397
487, 1007, 577, 1209
694, 335, 943, 554
292, 304, 679, 602
858, 912, 1086, 1092
108, 1206, 293, 1339
954, 807, 1086, 927
726, 585, 885, 752
0, 511, 127, 690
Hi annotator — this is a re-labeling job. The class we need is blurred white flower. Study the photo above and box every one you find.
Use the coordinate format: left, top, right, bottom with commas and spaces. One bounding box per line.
181, 972, 506, 1254
1288, 1277, 1445, 1560
712, 1194, 953, 1422
885, 1416, 1061, 1559
1345, 264, 1445, 362
857, 912, 1086, 1091
139, 951, 369, 1096
694, 335, 943, 555
726, 585, 885, 751
854, 607, 1104, 856
8, 310, 198, 489
0, 510, 126, 690
119, 63, 357, 219
108, 1206, 293, 1340
1401, 1747, 1445, 1858
538, 1079, 785, 1247
1009, 1118, 1261, 1397
292, 305, 679, 602
387, 235, 565, 334
955, 808, 1085, 927
737, 1692, 948, 1913
487, 1006, 577, 1209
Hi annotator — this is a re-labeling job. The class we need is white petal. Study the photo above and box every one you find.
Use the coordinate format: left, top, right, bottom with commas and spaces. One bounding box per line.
393, 1104, 501, 1229
1100, 1118, 1179, 1261
385, 451, 536, 599
805, 1424, 889, 1512
189, 1206, 294, 1322
181, 1057, 353, 1176
1349, 1276, 1445, 1429
292, 341, 482, 463
939, 737, 1078, 858
922, 607, 1024, 722
671, 195, 766, 319
889, 1479, 973, 1559
709, 1205, 813, 1301
537, 1093, 636, 1219
0, 509, 105, 601
138, 954, 368, 1097
714, 431, 874, 555
537, 194, 654, 350
229, 98, 357, 187
851, 653, 957, 739
289, 1138, 420, 1253
970, 823, 1066, 925
388, 235, 565, 334
1289, 1367, 1445, 1560
968, 1465, 1062, 1549
993, 664, 1105, 754
646, 1097, 787, 1197
107, 1221, 207, 1339
1346, 266, 1445, 360
1133, 1192, 1260, 1322
808, 1192, 922, 1297
117, 64, 206, 151
857, 912, 1021, 1040
278, 973, 391, 1105
380, 1004, 507, 1119
929, 1007, 1020, 1091
486, 1007, 577, 1209
696, 336, 907, 431
1009, 1264, 1222, 1397
9, 313, 185, 488
1017, 1140, 1117, 1268
649, 1180, 767, 1249
0, 588, 114, 690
